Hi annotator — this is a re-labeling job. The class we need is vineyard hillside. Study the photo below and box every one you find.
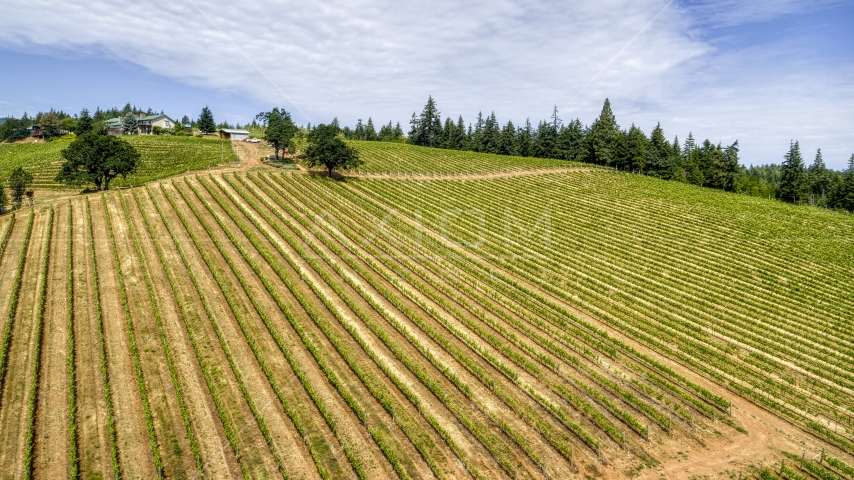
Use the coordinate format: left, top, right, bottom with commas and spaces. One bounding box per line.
0, 136, 238, 189
0, 142, 852, 479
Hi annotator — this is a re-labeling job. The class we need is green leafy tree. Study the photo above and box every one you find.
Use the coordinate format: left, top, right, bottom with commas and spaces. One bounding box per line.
55, 132, 140, 190
40, 112, 63, 138
8, 167, 33, 207
302, 124, 362, 177
779, 141, 809, 203
197, 106, 216, 134
257, 108, 297, 159
122, 113, 139, 135
181, 115, 190, 126
61, 117, 78, 134
585, 98, 621, 165
77, 108, 93, 134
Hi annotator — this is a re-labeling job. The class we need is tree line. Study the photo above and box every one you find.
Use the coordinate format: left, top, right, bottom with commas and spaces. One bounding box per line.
404, 96, 854, 211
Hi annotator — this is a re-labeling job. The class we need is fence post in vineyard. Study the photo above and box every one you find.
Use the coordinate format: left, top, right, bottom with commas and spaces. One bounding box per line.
819, 448, 824, 465
801, 452, 805, 465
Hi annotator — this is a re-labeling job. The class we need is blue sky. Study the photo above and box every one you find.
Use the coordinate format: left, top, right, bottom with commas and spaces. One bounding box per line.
1, 0, 852, 168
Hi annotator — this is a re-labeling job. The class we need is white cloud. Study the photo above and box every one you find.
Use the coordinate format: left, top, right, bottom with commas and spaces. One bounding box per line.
1, 0, 852, 168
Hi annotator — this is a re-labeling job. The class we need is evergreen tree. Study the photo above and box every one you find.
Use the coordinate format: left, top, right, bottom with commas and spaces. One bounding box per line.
585, 98, 621, 165
556, 119, 585, 161
77, 108, 93, 134
393, 121, 404, 140
378, 121, 395, 142
197, 106, 216, 134
497, 120, 517, 156
682, 136, 704, 186
808, 148, 832, 204
181, 115, 190, 126
481, 112, 500, 153
122, 112, 139, 135
472, 112, 484, 151
516, 119, 533, 157
779, 141, 809, 203
645, 123, 667, 176
832, 154, 854, 211
721, 141, 742, 191
410, 96, 442, 147
354, 119, 365, 140
451, 116, 467, 150
623, 124, 647, 172
669, 135, 685, 181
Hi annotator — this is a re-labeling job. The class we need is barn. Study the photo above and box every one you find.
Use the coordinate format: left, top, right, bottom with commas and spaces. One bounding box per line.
219, 128, 250, 141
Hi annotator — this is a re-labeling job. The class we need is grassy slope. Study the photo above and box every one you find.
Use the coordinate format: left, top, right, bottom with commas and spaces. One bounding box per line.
0, 136, 238, 189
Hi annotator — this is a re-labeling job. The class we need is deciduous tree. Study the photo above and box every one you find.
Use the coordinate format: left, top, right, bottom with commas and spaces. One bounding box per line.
303, 124, 362, 178
55, 132, 140, 190
8, 167, 33, 207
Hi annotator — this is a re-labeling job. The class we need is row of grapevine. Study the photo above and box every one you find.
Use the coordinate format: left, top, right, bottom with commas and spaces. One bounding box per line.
23, 207, 53, 478
135, 185, 277, 479
286, 173, 690, 435
0, 136, 238, 189
84, 200, 121, 479
349, 172, 854, 448
116, 191, 204, 475
100, 195, 164, 476
231, 174, 529, 477
0, 211, 34, 407
66, 202, 79, 478
177, 177, 443, 479
247, 172, 588, 472
301, 174, 724, 437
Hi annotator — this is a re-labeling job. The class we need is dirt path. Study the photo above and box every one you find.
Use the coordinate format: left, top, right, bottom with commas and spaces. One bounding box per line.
33, 204, 70, 479
88, 196, 158, 479
231, 141, 269, 170
0, 209, 48, 479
